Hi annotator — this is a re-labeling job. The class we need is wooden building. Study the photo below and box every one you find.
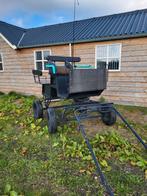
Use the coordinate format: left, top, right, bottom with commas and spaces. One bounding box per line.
0, 9, 147, 106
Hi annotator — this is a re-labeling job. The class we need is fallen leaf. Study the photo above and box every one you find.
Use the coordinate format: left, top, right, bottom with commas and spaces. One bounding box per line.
100, 160, 108, 167
10, 191, 18, 196
4, 183, 11, 194
79, 169, 86, 173
21, 147, 28, 156
145, 170, 147, 180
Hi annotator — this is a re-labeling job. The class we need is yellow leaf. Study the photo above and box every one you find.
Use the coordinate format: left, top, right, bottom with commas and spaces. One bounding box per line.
130, 161, 136, 166
100, 160, 108, 167
21, 147, 28, 156
31, 123, 36, 129
106, 166, 112, 172
79, 169, 86, 173
145, 170, 147, 180
86, 170, 91, 175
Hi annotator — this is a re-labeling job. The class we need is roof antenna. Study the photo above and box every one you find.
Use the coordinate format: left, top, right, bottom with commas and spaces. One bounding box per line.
72, 0, 79, 66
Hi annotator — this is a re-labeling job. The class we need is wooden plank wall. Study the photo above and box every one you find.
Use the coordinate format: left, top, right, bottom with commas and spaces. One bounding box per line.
0, 36, 147, 106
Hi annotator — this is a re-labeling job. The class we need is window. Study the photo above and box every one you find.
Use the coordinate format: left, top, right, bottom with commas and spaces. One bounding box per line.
96, 44, 121, 71
34, 50, 51, 70
0, 53, 3, 71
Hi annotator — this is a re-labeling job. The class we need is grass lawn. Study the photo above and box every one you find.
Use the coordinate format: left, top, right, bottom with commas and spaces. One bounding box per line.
0, 92, 147, 196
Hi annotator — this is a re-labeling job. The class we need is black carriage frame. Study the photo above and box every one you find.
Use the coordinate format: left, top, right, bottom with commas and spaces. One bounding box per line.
32, 56, 147, 196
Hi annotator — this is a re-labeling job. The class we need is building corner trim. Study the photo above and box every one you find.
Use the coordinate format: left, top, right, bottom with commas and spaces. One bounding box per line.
0, 33, 17, 49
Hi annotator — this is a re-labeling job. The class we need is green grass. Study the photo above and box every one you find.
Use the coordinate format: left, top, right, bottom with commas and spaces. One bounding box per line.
116, 104, 147, 115
0, 93, 147, 196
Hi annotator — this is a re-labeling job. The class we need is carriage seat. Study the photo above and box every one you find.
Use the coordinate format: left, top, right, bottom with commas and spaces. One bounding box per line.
46, 63, 70, 75
56, 66, 69, 75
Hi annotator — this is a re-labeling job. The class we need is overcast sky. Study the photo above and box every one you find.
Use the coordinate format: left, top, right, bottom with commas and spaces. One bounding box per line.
0, 0, 147, 28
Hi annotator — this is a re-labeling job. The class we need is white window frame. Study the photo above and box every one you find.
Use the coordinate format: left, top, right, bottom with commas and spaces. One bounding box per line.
0, 53, 4, 72
95, 43, 122, 71
34, 49, 51, 70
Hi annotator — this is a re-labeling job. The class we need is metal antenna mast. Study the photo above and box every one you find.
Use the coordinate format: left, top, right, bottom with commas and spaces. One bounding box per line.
72, 0, 79, 65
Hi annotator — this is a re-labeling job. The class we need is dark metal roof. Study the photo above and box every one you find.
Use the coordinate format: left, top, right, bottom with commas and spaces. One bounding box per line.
0, 9, 147, 49
19, 18, 92, 47
0, 21, 25, 46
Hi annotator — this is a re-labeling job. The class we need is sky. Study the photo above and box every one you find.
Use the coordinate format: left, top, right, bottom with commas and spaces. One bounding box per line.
0, 0, 147, 28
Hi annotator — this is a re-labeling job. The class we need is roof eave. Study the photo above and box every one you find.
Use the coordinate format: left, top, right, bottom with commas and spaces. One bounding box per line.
17, 42, 69, 49
17, 33, 147, 49
75, 33, 147, 43
0, 33, 17, 49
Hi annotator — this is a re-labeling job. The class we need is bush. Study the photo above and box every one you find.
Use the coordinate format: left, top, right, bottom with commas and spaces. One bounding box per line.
0, 91, 5, 96
99, 96, 106, 103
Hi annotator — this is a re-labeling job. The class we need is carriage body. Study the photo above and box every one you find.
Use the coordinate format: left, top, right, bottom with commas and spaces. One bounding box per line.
32, 55, 116, 130
32, 55, 108, 101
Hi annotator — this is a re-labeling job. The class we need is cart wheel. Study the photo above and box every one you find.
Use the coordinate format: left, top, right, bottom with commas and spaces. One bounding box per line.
101, 110, 116, 126
47, 108, 57, 134
33, 100, 43, 119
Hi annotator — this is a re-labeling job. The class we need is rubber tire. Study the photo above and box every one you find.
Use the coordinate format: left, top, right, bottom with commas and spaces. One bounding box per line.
33, 100, 43, 119
101, 110, 116, 126
47, 108, 57, 134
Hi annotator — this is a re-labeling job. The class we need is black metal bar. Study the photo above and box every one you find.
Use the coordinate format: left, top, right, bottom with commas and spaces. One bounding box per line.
44, 100, 146, 194
113, 107, 147, 150
75, 111, 114, 196
50, 102, 113, 110
62, 114, 101, 122
32, 69, 42, 76
46, 55, 81, 63
51, 102, 146, 149
78, 114, 100, 120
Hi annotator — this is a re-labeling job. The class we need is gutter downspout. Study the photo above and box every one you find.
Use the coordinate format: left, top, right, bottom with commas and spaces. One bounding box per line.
69, 43, 72, 57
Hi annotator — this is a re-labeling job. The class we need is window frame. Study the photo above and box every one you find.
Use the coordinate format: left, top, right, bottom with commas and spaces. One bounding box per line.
0, 53, 4, 72
34, 49, 51, 70
95, 43, 122, 72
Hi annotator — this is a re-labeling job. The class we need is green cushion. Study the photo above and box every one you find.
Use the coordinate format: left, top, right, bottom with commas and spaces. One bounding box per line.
75, 64, 93, 69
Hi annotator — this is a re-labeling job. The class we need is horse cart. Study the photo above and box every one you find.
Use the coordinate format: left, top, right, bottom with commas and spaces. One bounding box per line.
32, 55, 146, 195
